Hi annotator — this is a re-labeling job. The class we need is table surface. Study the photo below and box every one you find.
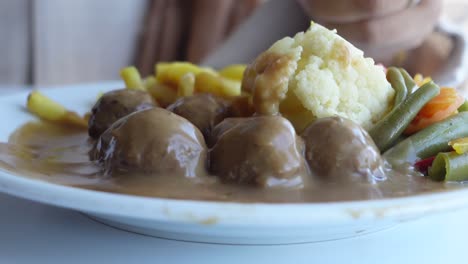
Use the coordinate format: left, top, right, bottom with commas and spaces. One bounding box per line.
2, 192, 468, 264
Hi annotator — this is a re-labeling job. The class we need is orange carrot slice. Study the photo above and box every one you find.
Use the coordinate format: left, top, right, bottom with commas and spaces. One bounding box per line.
405, 87, 464, 134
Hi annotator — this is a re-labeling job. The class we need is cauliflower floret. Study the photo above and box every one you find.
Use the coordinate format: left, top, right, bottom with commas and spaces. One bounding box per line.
242, 22, 394, 131
242, 38, 302, 115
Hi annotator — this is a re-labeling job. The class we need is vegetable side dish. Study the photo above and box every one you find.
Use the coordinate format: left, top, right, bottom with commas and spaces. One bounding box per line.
0, 22, 467, 203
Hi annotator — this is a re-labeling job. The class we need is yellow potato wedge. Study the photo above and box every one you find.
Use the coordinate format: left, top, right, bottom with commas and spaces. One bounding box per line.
194, 72, 220, 95
27, 91, 88, 128
218, 64, 246, 81
178, 73, 195, 97
147, 83, 177, 107
449, 137, 468, 154
195, 72, 241, 98
155, 62, 215, 87
219, 78, 242, 97
120, 66, 144, 90
143, 76, 157, 90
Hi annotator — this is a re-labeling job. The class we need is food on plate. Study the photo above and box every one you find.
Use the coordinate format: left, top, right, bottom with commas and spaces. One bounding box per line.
146, 83, 178, 107
384, 113, 468, 163
91, 107, 207, 177
429, 152, 468, 181
155, 62, 214, 87
369, 81, 440, 152
88, 89, 156, 139
242, 22, 394, 131
301, 116, 384, 183
404, 87, 465, 135
3, 21, 468, 203
120, 66, 144, 90
242, 38, 300, 116
167, 93, 230, 139
218, 64, 247, 81
449, 137, 468, 154
385, 68, 408, 106
26, 90, 88, 128
154, 62, 242, 102
195, 72, 241, 98
398, 67, 417, 93
210, 116, 307, 188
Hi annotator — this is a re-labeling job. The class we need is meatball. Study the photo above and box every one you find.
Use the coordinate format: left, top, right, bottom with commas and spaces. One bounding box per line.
210, 116, 307, 188
167, 94, 229, 139
301, 116, 385, 183
92, 107, 207, 177
208, 117, 244, 147
88, 89, 156, 139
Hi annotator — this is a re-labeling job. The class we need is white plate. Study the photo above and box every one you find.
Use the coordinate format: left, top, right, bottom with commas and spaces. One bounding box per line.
1, 83, 468, 245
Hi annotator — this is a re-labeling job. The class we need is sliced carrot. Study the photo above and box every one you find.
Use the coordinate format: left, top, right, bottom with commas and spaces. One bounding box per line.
418, 88, 463, 117
405, 87, 465, 134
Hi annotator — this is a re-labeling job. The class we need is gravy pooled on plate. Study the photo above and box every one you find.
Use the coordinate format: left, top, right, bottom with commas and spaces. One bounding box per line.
0, 91, 449, 203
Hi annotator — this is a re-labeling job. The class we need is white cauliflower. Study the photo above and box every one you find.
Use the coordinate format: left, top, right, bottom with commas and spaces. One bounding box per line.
242, 22, 394, 131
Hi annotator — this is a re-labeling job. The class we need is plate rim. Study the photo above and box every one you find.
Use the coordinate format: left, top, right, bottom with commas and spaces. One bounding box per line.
1, 165, 468, 226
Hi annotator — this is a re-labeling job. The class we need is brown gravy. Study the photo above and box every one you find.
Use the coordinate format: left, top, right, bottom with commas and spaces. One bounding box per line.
0, 121, 457, 203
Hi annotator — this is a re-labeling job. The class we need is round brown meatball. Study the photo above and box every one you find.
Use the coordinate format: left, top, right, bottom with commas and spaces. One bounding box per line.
167, 94, 229, 139
92, 108, 207, 177
208, 117, 245, 147
301, 116, 385, 183
88, 89, 156, 139
210, 116, 307, 188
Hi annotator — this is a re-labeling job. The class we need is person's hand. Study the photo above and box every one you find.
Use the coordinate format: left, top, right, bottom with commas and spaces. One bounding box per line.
297, 0, 442, 62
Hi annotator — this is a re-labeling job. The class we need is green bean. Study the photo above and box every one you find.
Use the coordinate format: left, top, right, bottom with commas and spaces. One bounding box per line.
369, 81, 440, 152
384, 112, 468, 163
386, 68, 407, 106
428, 152, 468, 181
398, 68, 417, 93
458, 100, 468, 112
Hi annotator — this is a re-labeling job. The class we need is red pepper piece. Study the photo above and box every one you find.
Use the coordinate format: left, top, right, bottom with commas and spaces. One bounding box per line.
414, 156, 436, 175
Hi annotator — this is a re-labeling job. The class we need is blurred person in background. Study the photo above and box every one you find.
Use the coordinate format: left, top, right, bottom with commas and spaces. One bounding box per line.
0, 0, 445, 86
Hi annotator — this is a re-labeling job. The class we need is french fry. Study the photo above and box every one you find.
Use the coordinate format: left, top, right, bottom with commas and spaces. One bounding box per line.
27, 91, 88, 128
147, 83, 178, 107
178, 73, 195, 97
120, 66, 144, 90
194, 72, 220, 95
155, 62, 215, 87
194, 72, 241, 97
218, 64, 246, 81
219, 77, 241, 97
143, 76, 157, 90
